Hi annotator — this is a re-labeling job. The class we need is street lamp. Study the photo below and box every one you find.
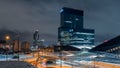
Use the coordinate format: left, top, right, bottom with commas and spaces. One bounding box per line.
59, 42, 63, 68
5, 35, 10, 41
5, 35, 10, 61
91, 55, 97, 68
41, 39, 44, 57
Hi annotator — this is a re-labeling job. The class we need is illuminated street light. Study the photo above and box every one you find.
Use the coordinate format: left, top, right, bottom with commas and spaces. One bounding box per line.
5, 35, 10, 41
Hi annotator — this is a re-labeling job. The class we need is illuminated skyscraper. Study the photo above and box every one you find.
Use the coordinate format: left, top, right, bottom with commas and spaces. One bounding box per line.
33, 30, 39, 42
32, 30, 39, 50
58, 7, 95, 49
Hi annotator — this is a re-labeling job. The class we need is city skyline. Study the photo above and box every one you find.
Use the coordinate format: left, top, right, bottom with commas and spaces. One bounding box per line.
0, 0, 120, 44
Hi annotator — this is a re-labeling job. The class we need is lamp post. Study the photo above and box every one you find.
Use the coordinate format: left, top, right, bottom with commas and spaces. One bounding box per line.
92, 55, 97, 68
59, 42, 63, 68
41, 39, 44, 58
5, 35, 10, 61
71, 58, 73, 68
35, 48, 40, 67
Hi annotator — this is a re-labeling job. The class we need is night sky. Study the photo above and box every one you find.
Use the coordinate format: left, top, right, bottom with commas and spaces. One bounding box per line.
0, 0, 120, 45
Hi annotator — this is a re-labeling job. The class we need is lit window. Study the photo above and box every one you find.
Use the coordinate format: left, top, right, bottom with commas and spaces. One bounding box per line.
75, 18, 79, 21
69, 29, 73, 32
65, 21, 72, 23
113, 48, 115, 51
107, 50, 110, 52
110, 49, 113, 52
115, 47, 118, 50
60, 9, 63, 13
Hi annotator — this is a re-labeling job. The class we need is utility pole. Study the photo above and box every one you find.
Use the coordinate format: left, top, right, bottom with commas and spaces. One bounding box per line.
5, 35, 10, 61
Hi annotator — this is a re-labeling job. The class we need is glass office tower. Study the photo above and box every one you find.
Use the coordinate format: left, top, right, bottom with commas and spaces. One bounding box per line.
58, 7, 95, 48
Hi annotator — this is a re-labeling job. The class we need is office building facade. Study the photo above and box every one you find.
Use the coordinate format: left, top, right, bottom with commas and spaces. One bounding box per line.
58, 7, 95, 48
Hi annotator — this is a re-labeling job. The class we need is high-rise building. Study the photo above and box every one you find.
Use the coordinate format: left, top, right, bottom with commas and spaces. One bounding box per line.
32, 30, 39, 50
13, 40, 21, 52
58, 7, 95, 49
60, 7, 83, 29
21, 41, 30, 53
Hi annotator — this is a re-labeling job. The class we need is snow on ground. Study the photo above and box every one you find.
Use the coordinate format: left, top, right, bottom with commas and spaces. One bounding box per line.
0, 54, 33, 61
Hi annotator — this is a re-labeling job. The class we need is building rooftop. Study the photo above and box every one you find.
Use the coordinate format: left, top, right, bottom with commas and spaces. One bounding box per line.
61, 7, 83, 16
